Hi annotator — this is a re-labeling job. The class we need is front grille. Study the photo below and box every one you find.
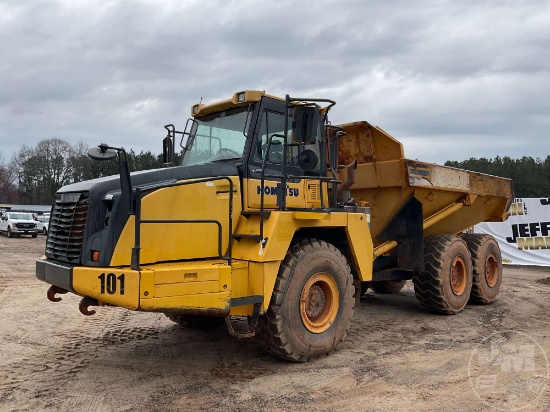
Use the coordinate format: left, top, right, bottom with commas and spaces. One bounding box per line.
46, 192, 89, 263
16, 223, 35, 229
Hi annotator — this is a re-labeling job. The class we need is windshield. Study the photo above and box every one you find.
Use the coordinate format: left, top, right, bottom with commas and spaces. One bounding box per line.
9, 213, 33, 220
182, 106, 251, 166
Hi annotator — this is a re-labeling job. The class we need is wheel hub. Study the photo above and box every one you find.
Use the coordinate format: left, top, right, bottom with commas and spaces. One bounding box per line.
304, 285, 325, 318
300, 273, 339, 334
485, 253, 498, 287
450, 256, 467, 296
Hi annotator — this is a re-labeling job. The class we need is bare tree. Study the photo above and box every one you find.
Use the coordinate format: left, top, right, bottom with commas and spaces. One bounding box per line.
10, 139, 92, 204
0, 153, 18, 203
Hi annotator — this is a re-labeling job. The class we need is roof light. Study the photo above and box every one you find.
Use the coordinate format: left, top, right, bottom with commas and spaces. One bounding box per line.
237, 92, 246, 103
192, 104, 200, 115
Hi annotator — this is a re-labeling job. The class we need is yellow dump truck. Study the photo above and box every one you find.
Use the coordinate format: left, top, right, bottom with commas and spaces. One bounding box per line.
36, 91, 513, 361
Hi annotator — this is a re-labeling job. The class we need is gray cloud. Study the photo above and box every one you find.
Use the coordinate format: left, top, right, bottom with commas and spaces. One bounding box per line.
1, 0, 549, 164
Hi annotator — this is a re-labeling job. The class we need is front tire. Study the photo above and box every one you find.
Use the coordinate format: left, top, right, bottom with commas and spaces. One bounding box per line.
256, 238, 354, 362
7, 227, 13, 238
413, 235, 472, 314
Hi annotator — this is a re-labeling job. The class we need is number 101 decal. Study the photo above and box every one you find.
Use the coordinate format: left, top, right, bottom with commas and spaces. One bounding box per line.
98, 273, 125, 295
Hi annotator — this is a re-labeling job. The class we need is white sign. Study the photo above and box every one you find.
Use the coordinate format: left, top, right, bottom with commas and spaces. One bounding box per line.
476, 198, 550, 266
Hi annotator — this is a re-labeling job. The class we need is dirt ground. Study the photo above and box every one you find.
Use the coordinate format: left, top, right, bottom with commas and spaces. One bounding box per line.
1, 235, 549, 412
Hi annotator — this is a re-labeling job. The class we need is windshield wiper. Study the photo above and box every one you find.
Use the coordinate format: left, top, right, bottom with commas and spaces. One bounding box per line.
211, 157, 242, 163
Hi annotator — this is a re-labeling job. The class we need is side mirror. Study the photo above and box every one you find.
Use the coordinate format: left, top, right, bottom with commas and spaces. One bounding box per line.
292, 105, 320, 144
88, 144, 117, 161
163, 135, 174, 165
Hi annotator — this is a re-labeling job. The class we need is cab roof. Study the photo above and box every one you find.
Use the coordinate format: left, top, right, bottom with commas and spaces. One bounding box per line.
190, 90, 284, 117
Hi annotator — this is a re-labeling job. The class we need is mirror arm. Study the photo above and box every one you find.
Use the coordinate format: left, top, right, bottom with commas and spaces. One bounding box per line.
117, 149, 133, 215
89, 144, 134, 215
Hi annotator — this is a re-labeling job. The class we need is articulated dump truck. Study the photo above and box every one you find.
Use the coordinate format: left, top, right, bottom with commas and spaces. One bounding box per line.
37, 91, 513, 361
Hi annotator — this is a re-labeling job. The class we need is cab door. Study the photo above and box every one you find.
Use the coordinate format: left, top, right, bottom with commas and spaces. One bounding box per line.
243, 98, 324, 211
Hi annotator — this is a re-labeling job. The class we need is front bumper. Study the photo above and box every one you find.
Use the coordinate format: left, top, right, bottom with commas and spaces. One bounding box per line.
36, 258, 74, 292
36, 258, 234, 315
36, 258, 140, 309
13, 228, 38, 234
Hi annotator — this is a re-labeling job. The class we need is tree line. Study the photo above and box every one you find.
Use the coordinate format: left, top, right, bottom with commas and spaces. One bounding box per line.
0, 138, 174, 205
1, 138, 548, 205
445, 156, 550, 198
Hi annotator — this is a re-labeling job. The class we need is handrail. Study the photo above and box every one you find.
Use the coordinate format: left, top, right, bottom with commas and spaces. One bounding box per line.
130, 176, 234, 270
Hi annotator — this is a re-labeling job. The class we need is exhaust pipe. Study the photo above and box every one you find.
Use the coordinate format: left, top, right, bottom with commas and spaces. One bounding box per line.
338, 160, 357, 197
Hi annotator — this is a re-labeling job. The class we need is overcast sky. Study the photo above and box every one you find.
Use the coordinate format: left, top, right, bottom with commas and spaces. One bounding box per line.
1, 0, 549, 165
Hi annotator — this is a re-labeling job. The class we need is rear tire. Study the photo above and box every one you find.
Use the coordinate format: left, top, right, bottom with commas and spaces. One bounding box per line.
43, 227, 48, 235
370, 280, 406, 294
256, 238, 354, 362
413, 235, 472, 314
462, 234, 502, 304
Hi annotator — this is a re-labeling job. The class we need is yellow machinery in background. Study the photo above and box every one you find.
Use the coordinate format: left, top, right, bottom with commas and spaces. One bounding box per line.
36, 91, 512, 361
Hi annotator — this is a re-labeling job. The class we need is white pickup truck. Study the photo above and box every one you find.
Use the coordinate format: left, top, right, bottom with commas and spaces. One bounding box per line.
36, 213, 50, 235
0, 212, 38, 238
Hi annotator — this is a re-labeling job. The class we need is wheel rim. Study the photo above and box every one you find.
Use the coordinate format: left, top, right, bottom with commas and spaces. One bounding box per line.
450, 256, 467, 295
485, 252, 499, 287
300, 272, 339, 334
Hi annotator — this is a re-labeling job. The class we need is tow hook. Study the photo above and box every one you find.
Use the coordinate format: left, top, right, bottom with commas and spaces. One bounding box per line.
47, 286, 69, 302
79, 296, 99, 316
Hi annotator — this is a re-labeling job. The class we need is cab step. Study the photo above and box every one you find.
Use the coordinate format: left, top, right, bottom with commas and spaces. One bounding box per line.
240, 211, 271, 219
232, 233, 262, 242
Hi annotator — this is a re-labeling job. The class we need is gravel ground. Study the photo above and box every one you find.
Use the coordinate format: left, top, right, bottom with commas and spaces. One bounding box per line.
0, 235, 549, 411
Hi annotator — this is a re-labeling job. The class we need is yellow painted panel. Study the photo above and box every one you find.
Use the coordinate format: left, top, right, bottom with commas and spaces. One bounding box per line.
140, 270, 155, 299
292, 211, 330, 220
73, 267, 140, 310
246, 178, 309, 209
248, 261, 264, 298
155, 281, 219, 298
249, 261, 281, 312
218, 265, 231, 292
230, 263, 249, 299
230, 260, 281, 316
153, 267, 220, 285
345, 213, 374, 281
110, 177, 241, 266
232, 211, 350, 262
227, 261, 250, 316
139, 291, 231, 311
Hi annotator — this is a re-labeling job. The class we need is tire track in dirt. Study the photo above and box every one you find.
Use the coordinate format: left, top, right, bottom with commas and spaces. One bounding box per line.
0, 304, 167, 411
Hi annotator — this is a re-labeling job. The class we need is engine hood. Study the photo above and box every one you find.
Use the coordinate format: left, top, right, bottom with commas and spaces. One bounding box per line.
58, 163, 240, 196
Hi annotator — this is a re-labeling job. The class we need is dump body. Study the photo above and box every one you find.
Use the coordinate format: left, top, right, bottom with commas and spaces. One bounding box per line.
337, 121, 513, 247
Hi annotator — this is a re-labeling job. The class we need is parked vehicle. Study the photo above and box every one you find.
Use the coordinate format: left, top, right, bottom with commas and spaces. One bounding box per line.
36, 214, 50, 235
0, 212, 38, 238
